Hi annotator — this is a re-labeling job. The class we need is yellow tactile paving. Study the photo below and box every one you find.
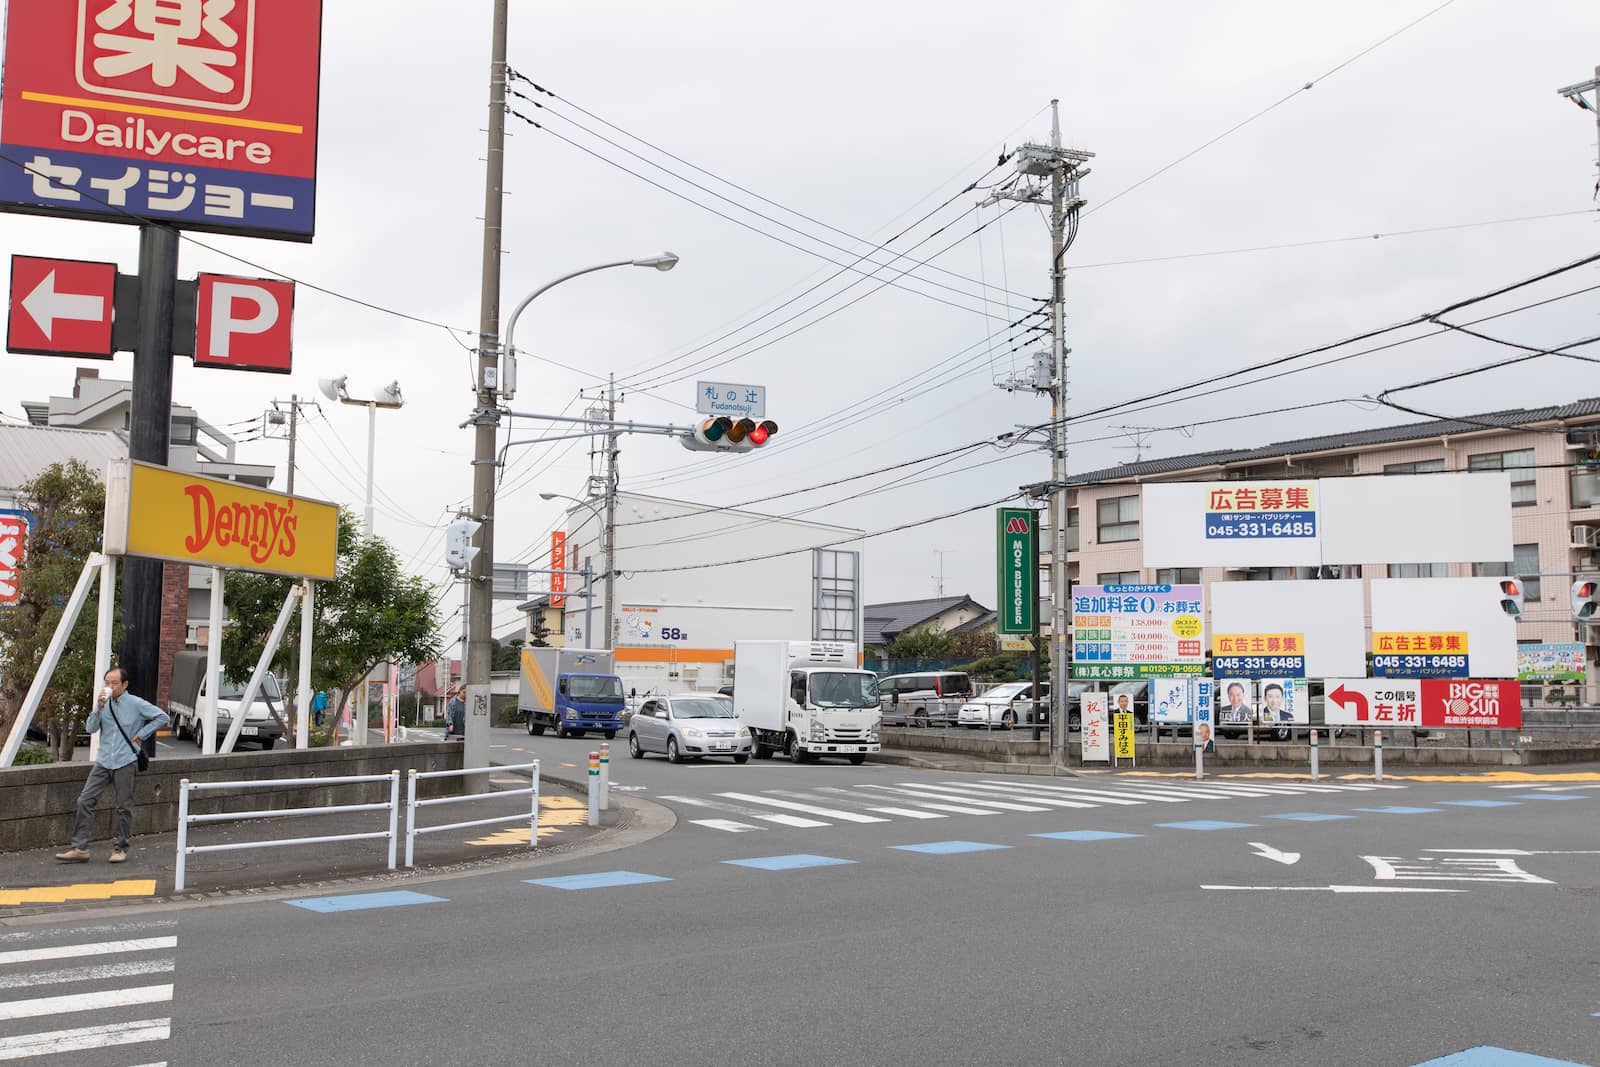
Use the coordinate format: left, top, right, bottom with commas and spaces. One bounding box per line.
0, 879, 156, 906
467, 795, 588, 846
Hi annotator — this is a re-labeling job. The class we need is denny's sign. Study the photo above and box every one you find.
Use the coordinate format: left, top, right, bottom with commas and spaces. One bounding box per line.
104, 460, 337, 580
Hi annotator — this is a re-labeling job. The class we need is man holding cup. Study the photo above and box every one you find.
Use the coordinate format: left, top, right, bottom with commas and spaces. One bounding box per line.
55, 667, 170, 864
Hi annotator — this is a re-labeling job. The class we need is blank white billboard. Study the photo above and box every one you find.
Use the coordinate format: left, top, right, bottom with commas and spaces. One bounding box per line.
1210, 579, 1367, 678
1369, 577, 1517, 679
1142, 473, 1512, 568
1319, 473, 1511, 565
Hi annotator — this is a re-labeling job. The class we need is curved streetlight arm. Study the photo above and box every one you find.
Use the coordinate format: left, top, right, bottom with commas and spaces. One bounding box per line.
500, 260, 632, 399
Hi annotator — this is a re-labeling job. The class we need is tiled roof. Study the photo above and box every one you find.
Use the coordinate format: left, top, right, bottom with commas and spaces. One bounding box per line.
861, 595, 990, 645
1070, 398, 1600, 485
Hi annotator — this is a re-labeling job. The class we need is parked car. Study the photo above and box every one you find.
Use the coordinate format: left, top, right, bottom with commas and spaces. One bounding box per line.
958, 682, 1049, 729
627, 694, 753, 764
879, 671, 973, 726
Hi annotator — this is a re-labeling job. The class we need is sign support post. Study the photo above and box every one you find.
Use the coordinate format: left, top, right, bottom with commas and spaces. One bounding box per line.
1031, 510, 1043, 744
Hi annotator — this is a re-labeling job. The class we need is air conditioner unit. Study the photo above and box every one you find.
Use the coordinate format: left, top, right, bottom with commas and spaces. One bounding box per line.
1573, 525, 1596, 549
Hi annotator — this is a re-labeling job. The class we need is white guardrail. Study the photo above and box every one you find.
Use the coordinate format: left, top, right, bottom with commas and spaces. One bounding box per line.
175, 772, 401, 892
405, 760, 540, 867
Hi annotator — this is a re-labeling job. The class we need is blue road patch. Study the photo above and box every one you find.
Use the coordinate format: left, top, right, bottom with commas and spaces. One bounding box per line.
1265, 812, 1355, 822
1157, 820, 1257, 831
1408, 1046, 1596, 1066
1439, 800, 1521, 808
1031, 830, 1143, 842
524, 871, 671, 890
1513, 794, 1590, 801
891, 840, 1012, 855
723, 854, 856, 871
1355, 806, 1444, 814
286, 890, 447, 913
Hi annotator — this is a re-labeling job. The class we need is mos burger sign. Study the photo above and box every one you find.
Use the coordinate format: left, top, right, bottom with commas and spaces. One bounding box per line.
104, 459, 337, 580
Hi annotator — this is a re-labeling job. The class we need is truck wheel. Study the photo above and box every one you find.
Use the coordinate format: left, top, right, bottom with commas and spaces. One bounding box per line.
260, 738, 275, 751
667, 737, 683, 764
526, 715, 541, 736
848, 754, 866, 765
553, 722, 567, 739
628, 733, 644, 759
603, 730, 617, 740
752, 742, 771, 760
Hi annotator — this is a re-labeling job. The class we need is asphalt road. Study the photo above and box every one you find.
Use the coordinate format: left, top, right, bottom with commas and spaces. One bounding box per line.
4, 735, 1599, 1066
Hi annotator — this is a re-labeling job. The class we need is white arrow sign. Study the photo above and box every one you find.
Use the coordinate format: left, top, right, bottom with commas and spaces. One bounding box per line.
1249, 841, 1301, 865
23, 270, 106, 340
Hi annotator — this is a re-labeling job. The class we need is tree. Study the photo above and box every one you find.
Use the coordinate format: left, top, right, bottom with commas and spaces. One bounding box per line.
222, 510, 441, 721
0, 461, 111, 761
527, 609, 552, 648
884, 626, 956, 661
491, 637, 524, 672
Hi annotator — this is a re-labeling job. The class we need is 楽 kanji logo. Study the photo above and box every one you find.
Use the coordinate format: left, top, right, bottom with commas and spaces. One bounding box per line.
76, 0, 256, 111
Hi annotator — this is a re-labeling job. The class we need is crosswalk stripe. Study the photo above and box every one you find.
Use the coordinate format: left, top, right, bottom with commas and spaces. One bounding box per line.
866, 806, 946, 819
0, 937, 176, 969
717, 792, 888, 823
0, 921, 174, 944
660, 795, 829, 828
851, 786, 1001, 815
0, 958, 174, 991
967, 781, 1149, 806
811, 786, 960, 818
1009, 780, 1206, 803
0, 983, 172, 1022
0, 1017, 170, 1061
857, 784, 1045, 812
941, 782, 1121, 807
690, 819, 760, 833
890, 782, 1058, 811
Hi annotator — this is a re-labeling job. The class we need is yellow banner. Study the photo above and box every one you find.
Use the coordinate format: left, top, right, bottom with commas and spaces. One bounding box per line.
117, 461, 338, 579
1214, 632, 1305, 655
1113, 711, 1135, 759
1372, 631, 1469, 655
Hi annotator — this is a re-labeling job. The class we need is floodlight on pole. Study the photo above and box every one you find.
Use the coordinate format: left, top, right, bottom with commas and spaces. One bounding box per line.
319, 376, 405, 535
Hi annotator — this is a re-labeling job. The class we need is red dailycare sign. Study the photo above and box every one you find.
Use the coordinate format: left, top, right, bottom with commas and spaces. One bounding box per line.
7, 254, 116, 357
1419, 679, 1522, 729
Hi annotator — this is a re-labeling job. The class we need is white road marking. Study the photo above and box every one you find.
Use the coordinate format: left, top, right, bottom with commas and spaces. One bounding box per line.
851, 785, 1003, 815
0, 1018, 170, 1061
0, 958, 174, 991
1424, 848, 1600, 856
1202, 884, 1467, 894
0, 921, 174, 944
865, 806, 946, 819
938, 782, 1108, 808
885, 783, 1053, 812
0, 983, 172, 1022
970, 781, 1149, 805
659, 795, 829, 827
717, 792, 887, 823
690, 818, 760, 833
1248, 842, 1301, 865
0, 937, 176, 968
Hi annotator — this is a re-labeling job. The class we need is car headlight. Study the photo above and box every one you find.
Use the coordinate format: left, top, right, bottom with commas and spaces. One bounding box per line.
738, 725, 751, 737
681, 726, 704, 738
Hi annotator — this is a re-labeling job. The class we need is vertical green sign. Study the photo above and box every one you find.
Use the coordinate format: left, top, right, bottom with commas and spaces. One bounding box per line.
996, 507, 1036, 635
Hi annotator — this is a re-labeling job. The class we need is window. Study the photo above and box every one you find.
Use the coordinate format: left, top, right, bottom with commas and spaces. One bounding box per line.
170, 417, 197, 446
1468, 448, 1536, 506
1066, 507, 1080, 552
1383, 458, 1445, 475
1097, 495, 1140, 543
1388, 563, 1448, 578
1156, 568, 1201, 584
1244, 567, 1314, 581
1571, 468, 1600, 509
1474, 544, 1541, 601
1098, 571, 1140, 585
813, 550, 858, 642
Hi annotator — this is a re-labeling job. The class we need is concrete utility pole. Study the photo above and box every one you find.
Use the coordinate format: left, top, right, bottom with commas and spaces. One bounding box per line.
286, 394, 298, 495
603, 373, 618, 651
984, 100, 1092, 763
464, 0, 510, 786
1556, 66, 1600, 194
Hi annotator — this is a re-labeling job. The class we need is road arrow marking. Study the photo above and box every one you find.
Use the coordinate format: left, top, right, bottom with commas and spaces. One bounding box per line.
1249, 841, 1301, 865
22, 270, 105, 340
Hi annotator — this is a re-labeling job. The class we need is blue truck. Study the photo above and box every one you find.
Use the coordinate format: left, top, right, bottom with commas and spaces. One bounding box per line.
519, 647, 627, 739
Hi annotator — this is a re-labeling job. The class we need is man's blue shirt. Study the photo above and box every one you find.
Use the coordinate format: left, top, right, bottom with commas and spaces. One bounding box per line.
86, 693, 170, 770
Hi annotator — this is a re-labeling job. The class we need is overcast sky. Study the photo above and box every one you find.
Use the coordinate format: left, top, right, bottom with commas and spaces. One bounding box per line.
4, 0, 1599, 642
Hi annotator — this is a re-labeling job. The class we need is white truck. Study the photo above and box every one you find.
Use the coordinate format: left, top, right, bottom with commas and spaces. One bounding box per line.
518, 647, 627, 739
732, 640, 881, 764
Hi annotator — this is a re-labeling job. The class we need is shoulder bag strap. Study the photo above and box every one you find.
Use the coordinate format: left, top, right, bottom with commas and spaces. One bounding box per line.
107, 696, 140, 752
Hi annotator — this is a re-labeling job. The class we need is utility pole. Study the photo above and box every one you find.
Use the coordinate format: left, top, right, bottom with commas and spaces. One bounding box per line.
983, 100, 1092, 764
932, 550, 954, 598
603, 373, 618, 651
1556, 66, 1600, 195
464, 0, 509, 786
286, 394, 298, 495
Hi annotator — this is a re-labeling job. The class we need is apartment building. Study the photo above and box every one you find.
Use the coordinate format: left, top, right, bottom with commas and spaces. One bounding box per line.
1049, 399, 1600, 649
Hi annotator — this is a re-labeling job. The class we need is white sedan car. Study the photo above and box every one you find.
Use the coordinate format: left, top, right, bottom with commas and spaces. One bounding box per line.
958, 682, 1047, 729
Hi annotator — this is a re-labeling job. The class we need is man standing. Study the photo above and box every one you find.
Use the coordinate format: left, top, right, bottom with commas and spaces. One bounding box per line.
56, 667, 169, 864
446, 687, 465, 741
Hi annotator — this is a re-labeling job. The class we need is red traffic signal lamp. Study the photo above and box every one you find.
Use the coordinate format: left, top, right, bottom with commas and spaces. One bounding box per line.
680, 417, 778, 452
1497, 578, 1524, 618
1573, 579, 1599, 621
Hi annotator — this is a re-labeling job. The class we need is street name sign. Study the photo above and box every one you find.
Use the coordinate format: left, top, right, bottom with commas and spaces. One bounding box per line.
696, 381, 766, 418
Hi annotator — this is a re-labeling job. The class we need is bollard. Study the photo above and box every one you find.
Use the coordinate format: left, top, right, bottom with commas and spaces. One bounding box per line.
175, 779, 191, 892
1194, 737, 1204, 781
1373, 730, 1384, 783
1310, 729, 1319, 781
599, 742, 610, 812
587, 750, 600, 826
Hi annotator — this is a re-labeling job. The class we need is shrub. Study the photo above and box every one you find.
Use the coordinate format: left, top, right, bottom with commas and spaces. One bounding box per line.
14, 745, 53, 766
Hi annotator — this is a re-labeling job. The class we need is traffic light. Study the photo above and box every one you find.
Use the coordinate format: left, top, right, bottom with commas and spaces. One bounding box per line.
679, 417, 778, 452
1573, 579, 1599, 621
445, 518, 481, 569
1497, 577, 1524, 618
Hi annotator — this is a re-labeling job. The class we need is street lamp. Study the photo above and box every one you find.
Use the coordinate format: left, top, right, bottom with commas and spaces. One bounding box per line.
316, 375, 404, 536
540, 491, 606, 648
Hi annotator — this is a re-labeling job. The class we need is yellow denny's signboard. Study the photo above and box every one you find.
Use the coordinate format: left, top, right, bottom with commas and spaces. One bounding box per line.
104, 460, 337, 580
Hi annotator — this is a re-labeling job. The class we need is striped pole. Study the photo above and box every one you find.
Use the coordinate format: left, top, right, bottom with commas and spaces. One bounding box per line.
599, 742, 610, 812
587, 751, 600, 826
1310, 729, 1319, 781
1373, 730, 1384, 783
